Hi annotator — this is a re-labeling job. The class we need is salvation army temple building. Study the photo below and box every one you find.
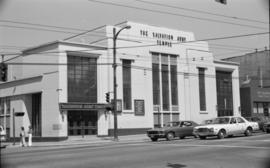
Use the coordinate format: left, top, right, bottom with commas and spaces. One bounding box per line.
0, 21, 240, 140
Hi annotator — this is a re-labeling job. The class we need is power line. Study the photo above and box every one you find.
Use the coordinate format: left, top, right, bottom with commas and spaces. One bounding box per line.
4, 62, 270, 80
0, 19, 87, 32
3, 48, 268, 73
135, 0, 269, 25
0, 25, 78, 34
112, 31, 270, 50
0, 24, 107, 38
88, 0, 268, 30
1, 31, 268, 58
64, 25, 106, 40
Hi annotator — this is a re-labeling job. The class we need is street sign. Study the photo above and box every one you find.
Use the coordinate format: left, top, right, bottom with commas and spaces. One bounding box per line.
14, 112, 25, 116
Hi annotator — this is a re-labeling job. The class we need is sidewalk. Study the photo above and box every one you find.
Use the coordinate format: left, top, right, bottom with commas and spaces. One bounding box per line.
1, 134, 150, 148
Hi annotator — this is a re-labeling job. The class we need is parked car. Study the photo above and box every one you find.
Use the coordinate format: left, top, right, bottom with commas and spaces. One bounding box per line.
263, 121, 270, 133
202, 118, 214, 125
147, 121, 199, 141
0, 125, 6, 141
245, 116, 270, 131
193, 116, 259, 139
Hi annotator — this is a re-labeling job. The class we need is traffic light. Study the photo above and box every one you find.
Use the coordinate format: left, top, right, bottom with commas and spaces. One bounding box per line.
0, 63, 7, 82
106, 92, 110, 103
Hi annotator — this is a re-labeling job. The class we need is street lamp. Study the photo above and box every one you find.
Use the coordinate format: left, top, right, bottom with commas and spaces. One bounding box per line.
113, 25, 131, 141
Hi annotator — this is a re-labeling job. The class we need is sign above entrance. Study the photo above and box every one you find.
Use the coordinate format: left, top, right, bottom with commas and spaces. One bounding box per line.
59, 103, 110, 111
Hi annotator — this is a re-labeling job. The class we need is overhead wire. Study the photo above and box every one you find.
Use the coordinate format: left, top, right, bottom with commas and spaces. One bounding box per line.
1, 31, 268, 59
4, 62, 270, 81
88, 0, 268, 30
135, 0, 269, 25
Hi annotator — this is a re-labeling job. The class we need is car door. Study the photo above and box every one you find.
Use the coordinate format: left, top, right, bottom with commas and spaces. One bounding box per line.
228, 117, 238, 135
236, 117, 246, 133
182, 121, 194, 136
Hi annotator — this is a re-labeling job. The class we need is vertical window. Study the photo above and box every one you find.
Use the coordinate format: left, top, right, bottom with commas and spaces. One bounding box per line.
153, 113, 161, 128
198, 68, 206, 111
122, 59, 132, 110
172, 113, 180, 121
163, 113, 170, 126
258, 103, 263, 113
68, 56, 97, 103
253, 102, 258, 113
0, 99, 4, 115
162, 54, 169, 111
152, 53, 160, 105
170, 55, 178, 105
32, 93, 41, 136
216, 71, 233, 116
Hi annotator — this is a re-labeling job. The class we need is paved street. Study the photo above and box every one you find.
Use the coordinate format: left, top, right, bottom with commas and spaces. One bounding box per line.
1, 133, 270, 168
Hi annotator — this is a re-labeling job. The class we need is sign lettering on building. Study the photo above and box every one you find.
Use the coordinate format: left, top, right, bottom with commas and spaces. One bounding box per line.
140, 29, 186, 47
257, 91, 270, 99
59, 103, 109, 110
134, 99, 145, 116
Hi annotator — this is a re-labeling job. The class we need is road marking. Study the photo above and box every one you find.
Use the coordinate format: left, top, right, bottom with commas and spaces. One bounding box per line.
158, 143, 270, 150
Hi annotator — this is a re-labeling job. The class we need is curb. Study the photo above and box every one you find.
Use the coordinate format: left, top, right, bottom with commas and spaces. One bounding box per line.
2, 137, 150, 149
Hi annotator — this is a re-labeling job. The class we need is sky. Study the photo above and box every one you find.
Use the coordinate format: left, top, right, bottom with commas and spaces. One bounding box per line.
0, 0, 269, 60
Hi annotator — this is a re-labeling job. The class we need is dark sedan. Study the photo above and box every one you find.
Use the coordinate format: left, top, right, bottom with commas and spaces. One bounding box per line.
245, 116, 269, 131
146, 121, 199, 141
263, 122, 270, 133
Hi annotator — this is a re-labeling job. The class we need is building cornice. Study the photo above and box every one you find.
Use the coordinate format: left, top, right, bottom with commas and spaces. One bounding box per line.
22, 40, 107, 54
214, 59, 239, 66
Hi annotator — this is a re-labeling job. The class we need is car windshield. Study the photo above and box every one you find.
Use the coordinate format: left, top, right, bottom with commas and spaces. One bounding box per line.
165, 122, 180, 127
212, 117, 230, 124
202, 119, 213, 125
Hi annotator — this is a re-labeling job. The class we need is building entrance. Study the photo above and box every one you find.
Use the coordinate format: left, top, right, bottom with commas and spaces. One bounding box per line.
68, 111, 97, 136
216, 71, 234, 117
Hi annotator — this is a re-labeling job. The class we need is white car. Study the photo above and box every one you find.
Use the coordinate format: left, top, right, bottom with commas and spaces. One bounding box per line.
193, 116, 259, 139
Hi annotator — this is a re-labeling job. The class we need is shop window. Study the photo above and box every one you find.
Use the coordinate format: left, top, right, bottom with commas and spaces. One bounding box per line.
253, 102, 258, 113
258, 103, 263, 113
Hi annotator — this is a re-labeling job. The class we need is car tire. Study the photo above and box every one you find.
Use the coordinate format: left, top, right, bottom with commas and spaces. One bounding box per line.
179, 136, 185, 139
266, 129, 270, 133
245, 127, 252, 136
150, 137, 158, 142
199, 136, 206, 140
166, 132, 174, 141
217, 130, 226, 139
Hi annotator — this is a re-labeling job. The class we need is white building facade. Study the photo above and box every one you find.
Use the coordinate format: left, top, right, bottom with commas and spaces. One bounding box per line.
0, 22, 240, 140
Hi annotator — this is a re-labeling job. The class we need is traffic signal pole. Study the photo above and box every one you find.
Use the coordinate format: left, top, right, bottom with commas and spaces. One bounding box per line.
13, 108, 15, 145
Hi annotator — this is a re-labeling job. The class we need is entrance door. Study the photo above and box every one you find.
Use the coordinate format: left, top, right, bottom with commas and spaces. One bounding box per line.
68, 111, 97, 136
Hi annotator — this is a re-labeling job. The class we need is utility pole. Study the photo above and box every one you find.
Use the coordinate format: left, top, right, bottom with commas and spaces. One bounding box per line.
13, 108, 15, 145
112, 25, 131, 141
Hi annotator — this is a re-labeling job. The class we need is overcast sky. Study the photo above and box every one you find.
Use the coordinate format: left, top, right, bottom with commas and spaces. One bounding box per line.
0, 0, 269, 59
